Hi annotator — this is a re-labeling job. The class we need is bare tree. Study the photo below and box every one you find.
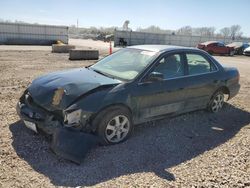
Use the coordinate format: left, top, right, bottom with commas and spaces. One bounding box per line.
176, 26, 192, 35
220, 27, 231, 38
206, 27, 216, 36
136, 25, 172, 34
230, 25, 242, 39
193, 27, 215, 37
220, 25, 243, 39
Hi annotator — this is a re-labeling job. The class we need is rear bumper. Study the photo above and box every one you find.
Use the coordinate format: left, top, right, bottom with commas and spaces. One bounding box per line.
228, 83, 240, 99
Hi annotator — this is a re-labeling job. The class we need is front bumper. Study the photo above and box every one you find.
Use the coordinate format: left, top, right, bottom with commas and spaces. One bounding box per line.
17, 100, 99, 164
243, 51, 250, 56
16, 101, 62, 135
16, 92, 94, 135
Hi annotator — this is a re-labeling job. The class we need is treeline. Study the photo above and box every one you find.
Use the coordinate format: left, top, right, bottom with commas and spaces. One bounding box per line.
0, 19, 41, 25
69, 24, 245, 39
69, 25, 116, 36
137, 25, 244, 39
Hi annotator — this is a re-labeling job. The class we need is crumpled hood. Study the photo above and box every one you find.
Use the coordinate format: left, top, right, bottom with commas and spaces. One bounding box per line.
28, 68, 121, 111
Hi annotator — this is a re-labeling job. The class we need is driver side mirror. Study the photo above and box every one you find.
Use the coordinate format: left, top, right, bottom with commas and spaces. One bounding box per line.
145, 72, 164, 82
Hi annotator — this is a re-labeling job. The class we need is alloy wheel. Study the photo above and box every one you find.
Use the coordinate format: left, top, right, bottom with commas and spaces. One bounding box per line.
105, 115, 130, 143
211, 93, 224, 112
230, 50, 235, 56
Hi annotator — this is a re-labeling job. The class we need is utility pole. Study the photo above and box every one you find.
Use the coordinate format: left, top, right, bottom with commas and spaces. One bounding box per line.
77, 19, 79, 28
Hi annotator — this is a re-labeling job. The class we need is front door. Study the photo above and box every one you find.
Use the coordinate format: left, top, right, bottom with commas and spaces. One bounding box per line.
131, 52, 189, 123
213, 42, 227, 54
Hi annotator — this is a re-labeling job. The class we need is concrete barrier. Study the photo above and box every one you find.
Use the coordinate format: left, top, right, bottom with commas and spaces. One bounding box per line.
69, 49, 99, 60
52, 44, 75, 53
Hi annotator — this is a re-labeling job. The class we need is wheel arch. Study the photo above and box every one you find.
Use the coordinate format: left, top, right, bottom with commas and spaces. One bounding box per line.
90, 103, 133, 131
212, 86, 230, 101
98, 103, 132, 115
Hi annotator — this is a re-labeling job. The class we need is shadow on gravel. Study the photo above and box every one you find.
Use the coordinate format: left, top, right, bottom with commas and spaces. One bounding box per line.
10, 104, 250, 187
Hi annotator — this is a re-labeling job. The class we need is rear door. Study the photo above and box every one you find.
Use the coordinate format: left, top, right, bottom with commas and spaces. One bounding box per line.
181, 52, 220, 111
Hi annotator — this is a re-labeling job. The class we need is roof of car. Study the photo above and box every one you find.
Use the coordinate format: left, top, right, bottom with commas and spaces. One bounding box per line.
201, 41, 224, 45
127, 45, 196, 52
226, 42, 244, 48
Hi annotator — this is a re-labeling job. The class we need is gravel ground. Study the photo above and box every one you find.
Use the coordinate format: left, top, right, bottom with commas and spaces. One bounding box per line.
0, 45, 250, 187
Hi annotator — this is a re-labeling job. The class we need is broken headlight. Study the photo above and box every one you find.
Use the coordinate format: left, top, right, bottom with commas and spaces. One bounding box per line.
63, 104, 92, 129
64, 109, 82, 126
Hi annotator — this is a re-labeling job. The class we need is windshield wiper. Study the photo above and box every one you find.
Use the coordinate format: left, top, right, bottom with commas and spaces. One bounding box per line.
91, 68, 115, 79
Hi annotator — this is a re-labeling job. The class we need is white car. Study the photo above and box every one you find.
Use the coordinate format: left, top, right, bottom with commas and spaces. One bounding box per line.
243, 46, 250, 56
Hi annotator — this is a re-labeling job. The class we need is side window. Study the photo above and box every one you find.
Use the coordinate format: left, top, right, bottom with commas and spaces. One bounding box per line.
186, 53, 216, 75
217, 42, 225, 47
153, 54, 184, 79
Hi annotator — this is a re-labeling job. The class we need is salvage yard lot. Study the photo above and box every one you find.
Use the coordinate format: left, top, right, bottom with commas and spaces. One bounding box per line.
0, 42, 250, 187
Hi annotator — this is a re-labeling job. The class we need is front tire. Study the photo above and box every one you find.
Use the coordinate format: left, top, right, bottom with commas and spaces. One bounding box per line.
94, 107, 133, 145
208, 91, 224, 113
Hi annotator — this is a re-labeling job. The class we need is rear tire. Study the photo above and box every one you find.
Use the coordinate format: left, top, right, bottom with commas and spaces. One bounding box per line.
208, 91, 224, 113
93, 106, 133, 145
229, 50, 235, 56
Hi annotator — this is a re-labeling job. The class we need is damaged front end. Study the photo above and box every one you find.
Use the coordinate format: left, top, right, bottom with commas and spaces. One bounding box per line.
16, 68, 122, 163
17, 67, 121, 134
16, 90, 63, 134
63, 104, 93, 132
16, 90, 98, 164
51, 127, 99, 164
17, 90, 94, 135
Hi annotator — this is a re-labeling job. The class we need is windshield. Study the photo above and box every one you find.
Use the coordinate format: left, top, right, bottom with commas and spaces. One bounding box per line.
90, 48, 157, 81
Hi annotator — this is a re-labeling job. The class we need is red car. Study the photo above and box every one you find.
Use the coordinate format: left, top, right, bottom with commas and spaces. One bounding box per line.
197, 41, 235, 56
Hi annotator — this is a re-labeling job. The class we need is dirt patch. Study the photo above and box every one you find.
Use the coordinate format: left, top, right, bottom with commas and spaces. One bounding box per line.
0, 49, 249, 187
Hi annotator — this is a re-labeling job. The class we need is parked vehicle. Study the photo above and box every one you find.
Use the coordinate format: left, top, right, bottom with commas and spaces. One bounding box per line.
226, 42, 250, 55
93, 33, 105, 41
243, 46, 250, 56
197, 41, 235, 56
17, 45, 240, 145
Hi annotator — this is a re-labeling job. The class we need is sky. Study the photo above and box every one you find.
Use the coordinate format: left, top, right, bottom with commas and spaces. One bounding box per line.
0, 0, 249, 36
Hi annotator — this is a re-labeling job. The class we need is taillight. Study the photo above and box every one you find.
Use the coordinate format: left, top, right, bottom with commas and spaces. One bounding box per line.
197, 44, 204, 49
